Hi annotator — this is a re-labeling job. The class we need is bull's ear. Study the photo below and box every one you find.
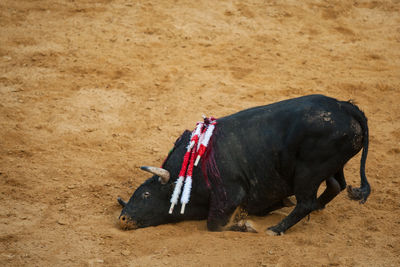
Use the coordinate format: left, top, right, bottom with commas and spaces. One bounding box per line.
117, 197, 127, 207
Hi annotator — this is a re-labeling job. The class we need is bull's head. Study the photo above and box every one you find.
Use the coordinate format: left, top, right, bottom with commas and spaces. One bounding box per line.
117, 130, 209, 230
118, 166, 174, 230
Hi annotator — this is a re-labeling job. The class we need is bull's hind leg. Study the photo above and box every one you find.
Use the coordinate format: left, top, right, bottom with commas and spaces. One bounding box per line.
266, 177, 320, 235
267, 170, 347, 235
316, 170, 346, 210
267, 196, 319, 235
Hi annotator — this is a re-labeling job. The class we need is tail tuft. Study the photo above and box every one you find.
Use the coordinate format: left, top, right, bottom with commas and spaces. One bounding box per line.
347, 185, 370, 204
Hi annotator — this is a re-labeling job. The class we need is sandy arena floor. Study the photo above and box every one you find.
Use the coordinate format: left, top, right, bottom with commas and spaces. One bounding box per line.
1, 0, 400, 266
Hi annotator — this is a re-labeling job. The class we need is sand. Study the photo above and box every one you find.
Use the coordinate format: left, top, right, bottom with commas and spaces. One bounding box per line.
1, 0, 399, 266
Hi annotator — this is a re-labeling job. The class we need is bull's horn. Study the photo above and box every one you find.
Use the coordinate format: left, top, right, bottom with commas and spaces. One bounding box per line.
117, 197, 127, 207
140, 166, 170, 184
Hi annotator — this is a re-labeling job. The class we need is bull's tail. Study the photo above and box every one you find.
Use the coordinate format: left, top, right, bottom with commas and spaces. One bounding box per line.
344, 101, 371, 204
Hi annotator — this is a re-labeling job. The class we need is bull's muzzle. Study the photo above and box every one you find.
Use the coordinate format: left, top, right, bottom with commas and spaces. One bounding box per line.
118, 214, 138, 230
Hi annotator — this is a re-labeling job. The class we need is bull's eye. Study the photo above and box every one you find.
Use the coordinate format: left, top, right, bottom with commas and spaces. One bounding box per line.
142, 192, 150, 199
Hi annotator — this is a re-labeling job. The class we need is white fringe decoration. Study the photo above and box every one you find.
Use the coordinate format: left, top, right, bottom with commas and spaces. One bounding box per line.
167, 116, 217, 214
180, 176, 192, 214
169, 176, 184, 214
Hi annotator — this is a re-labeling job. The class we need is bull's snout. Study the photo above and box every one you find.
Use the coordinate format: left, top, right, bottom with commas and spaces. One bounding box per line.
118, 214, 138, 230
119, 214, 128, 224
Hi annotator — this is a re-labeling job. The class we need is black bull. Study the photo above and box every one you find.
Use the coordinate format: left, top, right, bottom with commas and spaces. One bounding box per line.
117, 95, 370, 235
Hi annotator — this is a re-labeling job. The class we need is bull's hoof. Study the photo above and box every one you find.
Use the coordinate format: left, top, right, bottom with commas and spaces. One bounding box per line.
266, 229, 280, 236
244, 221, 258, 233
266, 227, 283, 236
226, 220, 258, 233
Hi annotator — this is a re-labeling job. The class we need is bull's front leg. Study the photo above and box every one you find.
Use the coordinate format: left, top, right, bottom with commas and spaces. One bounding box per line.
206, 188, 232, 231
207, 187, 256, 232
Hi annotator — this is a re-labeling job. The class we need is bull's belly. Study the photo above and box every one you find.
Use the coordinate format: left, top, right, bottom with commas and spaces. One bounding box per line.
244, 186, 293, 216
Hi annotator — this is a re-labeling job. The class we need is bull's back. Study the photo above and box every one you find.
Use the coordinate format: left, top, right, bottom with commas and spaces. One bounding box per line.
215, 94, 345, 159
217, 94, 361, 155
